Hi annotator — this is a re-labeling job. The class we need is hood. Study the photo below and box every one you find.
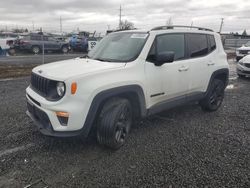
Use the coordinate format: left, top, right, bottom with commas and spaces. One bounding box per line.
32, 58, 126, 81
241, 55, 250, 63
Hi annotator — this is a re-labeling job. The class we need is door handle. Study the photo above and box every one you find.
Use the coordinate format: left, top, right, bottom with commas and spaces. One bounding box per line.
207, 62, 215, 66
178, 66, 189, 72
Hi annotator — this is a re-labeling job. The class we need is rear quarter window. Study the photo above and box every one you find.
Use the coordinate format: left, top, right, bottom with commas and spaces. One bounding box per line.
208, 35, 216, 51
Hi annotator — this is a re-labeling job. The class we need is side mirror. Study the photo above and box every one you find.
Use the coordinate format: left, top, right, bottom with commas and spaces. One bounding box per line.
155, 51, 175, 66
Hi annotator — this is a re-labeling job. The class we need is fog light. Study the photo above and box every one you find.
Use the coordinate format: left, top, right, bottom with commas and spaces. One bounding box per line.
56, 111, 69, 126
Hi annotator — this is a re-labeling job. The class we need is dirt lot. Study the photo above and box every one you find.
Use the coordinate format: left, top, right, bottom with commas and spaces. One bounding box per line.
0, 60, 249, 187
0, 54, 82, 79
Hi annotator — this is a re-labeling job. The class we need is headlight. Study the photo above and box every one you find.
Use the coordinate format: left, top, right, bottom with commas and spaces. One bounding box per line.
239, 61, 244, 66
56, 82, 65, 97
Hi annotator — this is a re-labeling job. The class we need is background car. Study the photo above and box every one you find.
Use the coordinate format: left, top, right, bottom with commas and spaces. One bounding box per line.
237, 54, 250, 78
15, 33, 69, 54
69, 34, 88, 52
236, 41, 250, 61
0, 33, 18, 56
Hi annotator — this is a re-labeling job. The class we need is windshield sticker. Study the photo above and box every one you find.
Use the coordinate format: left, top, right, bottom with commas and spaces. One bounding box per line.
130, 33, 148, 39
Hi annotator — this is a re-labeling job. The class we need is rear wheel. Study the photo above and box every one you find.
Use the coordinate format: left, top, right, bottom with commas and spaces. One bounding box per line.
8, 48, 15, 56
32, 46, 40, 54
200, 79, 225, 112
97, 98, 132, 150
61, 45, 69, 53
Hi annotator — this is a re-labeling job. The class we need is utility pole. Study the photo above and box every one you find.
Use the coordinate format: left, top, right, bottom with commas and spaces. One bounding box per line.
60, 16, 62, 33
41, 28, 45, 64
190, 21, 193, 29
219, 18, 224, 33
119, 5, 122, 29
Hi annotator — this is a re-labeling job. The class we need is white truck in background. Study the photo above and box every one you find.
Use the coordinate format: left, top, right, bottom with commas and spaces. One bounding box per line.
0, 34, 17, 56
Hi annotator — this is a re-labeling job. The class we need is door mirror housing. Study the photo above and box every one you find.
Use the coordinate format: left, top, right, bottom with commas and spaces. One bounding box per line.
155, 51, 175, 66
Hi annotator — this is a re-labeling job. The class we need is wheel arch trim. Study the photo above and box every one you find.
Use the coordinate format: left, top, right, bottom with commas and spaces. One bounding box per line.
81, 84, 147, 137
205, 68, 229, 96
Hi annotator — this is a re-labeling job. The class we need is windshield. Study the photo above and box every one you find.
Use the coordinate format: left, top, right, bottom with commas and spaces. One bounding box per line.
88, 32, 148, 62
245, 41, 250, 47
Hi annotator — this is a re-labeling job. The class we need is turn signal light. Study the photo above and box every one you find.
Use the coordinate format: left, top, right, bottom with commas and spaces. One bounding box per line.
56, 111, 69, 117
71, 82, 77, 94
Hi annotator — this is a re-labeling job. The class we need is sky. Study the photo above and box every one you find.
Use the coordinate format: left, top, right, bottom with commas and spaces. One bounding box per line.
0, 0, 250, 34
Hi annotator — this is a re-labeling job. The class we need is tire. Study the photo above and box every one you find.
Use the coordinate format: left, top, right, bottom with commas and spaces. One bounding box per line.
32, 46, 40, 54
61, 45, 69, 53
200, 79, 225, 112
8, 48, 15, 56
97, 98, 133, 150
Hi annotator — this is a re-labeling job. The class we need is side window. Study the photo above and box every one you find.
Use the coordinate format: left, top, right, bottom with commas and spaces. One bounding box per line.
48, 37, 56, 41
157, 34, 185, 60
187, 34, 208, 58
208, 35, 216, 51
31, 35, 42, 41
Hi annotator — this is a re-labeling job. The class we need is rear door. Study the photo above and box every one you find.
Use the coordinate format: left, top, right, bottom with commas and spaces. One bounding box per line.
47, 37, 61, 50
185, 33, 211, 94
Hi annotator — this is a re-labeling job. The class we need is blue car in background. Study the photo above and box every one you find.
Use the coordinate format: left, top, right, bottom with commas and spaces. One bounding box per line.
69, 34, 88, 52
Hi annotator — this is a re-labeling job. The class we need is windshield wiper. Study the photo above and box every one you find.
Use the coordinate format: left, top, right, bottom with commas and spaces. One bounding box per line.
80, 54, 90, 58
94, 58, 111, 62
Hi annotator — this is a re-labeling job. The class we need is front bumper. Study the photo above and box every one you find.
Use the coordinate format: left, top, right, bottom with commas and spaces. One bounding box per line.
26, 86, 91, 137
26, 108, 85, 137
237, 64, 250, 76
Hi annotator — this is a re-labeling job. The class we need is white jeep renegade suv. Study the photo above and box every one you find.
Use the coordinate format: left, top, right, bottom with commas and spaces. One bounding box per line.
26, 26, 229, 149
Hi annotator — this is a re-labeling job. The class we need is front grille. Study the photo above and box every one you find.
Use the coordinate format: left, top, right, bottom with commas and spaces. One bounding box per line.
244, 63, 250, 68
31, 73, 50, 97
242, 70, 250, 74
239, 50, 249, 55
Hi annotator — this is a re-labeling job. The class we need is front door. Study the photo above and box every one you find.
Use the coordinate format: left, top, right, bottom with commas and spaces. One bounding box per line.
145, 33, 190, 108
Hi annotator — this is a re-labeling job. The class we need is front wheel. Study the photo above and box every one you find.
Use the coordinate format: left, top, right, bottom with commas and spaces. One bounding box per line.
97, 98, 132, 150
200, 79, 225, 112
32, 46, 40, 54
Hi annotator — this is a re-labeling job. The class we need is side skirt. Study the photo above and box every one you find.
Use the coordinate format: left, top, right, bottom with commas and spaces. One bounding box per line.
147, 92, 205, 116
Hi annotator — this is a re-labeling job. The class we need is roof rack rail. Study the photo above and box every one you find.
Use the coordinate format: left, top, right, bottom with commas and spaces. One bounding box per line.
151, 25, 213, 32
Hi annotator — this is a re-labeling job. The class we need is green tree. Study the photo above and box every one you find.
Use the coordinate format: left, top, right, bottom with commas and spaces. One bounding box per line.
242, 29, 247, 36
120, 20, 135, 30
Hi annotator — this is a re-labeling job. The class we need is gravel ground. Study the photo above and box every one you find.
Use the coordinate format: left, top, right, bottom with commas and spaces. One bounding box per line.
0, 60, 249, 187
